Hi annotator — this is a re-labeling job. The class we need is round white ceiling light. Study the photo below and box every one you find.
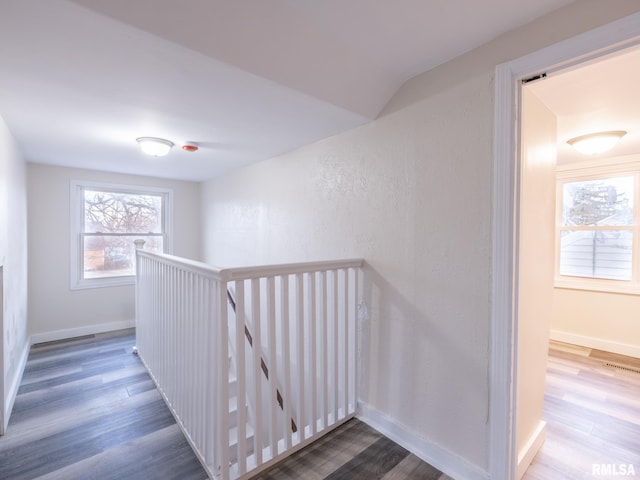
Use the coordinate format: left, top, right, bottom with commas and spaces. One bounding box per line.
136, 137, 174, 157
567, 130, 627, 155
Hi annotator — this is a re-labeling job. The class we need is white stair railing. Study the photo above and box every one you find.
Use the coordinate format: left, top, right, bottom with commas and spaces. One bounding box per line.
135, 250, 363, 480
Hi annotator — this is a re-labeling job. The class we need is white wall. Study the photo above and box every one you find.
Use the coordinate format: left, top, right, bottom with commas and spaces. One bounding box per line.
0, 116, 29, 434
551, 156, 640, 359
201, 3, 640, 478
27, 164, 201, 340
515, 89, 557, 479
552, 288, 640, 358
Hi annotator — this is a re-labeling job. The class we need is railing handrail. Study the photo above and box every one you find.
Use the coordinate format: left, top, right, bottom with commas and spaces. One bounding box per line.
219, 258, 363, 281
137, 250, 225, 279
136, 250, 362, 480
138, 250, 363, 282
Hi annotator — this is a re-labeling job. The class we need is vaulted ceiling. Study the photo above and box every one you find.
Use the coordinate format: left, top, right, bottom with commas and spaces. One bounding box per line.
1, 0, 576, 181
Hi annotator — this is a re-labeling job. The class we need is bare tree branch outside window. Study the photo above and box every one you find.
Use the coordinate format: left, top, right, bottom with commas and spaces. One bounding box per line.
83, 190, 164, 278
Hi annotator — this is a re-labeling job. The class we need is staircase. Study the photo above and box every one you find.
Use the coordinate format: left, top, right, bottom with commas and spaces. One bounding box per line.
228, 366, 254, 465
135, 251, 363, 479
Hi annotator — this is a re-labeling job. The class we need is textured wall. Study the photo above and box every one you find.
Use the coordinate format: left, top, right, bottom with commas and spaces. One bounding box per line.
27, 164, 201, 337
201, 2, 640, 476
0, 115, 29, 432
203, 75, 493, 467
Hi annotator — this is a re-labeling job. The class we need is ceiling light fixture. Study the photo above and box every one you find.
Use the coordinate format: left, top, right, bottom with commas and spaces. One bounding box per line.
566, 130, 627, 155
136, 137, 174, 157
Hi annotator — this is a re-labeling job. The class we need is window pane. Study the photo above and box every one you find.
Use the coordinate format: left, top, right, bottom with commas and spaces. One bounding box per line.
562, 177, 633, 226
84, 190, 163, 234
84, 235, 163, 279
559, 230, 632, 280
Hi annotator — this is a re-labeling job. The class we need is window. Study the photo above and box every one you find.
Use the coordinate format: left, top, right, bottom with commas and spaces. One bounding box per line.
71, 181, 172, 289
556, 157, 640, 294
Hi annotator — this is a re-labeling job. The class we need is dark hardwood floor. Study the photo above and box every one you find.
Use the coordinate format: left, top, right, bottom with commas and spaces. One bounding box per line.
0, 329, 448, 480
523, 341, 640, 480
0, 329, 208, 480
254, 418, 450, 480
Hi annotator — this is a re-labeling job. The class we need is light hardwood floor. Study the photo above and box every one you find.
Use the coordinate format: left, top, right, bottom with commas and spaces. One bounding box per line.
0, 329, 450, 480
523, 341, 640, 480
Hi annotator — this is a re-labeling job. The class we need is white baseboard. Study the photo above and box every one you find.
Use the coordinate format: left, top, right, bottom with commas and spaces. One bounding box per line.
30, 319, 135, 346
516, 420, 546, 480
2, 339, 30, 435
358, 402, 489, 480
550, 330, 640, 359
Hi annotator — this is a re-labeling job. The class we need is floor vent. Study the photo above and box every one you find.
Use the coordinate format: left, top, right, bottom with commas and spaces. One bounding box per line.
603, 362, 640, 375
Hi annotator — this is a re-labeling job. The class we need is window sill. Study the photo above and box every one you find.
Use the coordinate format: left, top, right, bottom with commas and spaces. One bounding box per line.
554, 277, 640, 296
71, 275, 135, 290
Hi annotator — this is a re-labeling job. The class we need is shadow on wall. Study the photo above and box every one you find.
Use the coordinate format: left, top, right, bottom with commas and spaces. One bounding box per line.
359, 263, 488, 438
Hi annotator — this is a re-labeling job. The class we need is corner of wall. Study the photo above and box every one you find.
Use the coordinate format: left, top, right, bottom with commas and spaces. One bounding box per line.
516, 420, 546, 480
358, 402, 490, 480
29, 319, 136, 346
1, 336, 30, 435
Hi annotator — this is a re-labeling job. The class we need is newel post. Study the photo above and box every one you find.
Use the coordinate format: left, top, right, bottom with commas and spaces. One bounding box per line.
132, 239, 145, 356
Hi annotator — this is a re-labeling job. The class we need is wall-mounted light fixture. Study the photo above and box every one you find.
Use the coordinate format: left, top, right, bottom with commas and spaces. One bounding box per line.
567, 130, 627, 155
136, 137, 174, 157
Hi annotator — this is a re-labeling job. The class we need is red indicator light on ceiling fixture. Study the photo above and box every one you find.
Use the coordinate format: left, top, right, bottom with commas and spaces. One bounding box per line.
182, 144, 199, 152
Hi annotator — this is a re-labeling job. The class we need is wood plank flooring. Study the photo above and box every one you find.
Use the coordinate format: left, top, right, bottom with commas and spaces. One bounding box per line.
0, 329, 448, 480
522, 342, 640, 480
0, 329, 208, 480
254, 418, 451, 480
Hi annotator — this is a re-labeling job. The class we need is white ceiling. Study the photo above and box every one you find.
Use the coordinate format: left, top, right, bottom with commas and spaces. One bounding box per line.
527, 46, 640, 164
0, 0, 576, 181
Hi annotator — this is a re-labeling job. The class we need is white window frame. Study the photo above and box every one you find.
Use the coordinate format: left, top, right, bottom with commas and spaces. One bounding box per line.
555, 155, 640, 295
70, 180, 173, 290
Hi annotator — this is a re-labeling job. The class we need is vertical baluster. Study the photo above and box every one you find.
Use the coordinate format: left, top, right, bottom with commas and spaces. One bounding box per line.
182, 271, 189, 422
183, 271, 189, 414
147, 259, 152, 369
320, 270, 328, 429
235, 280, 247, 474
200, 274, 206, 449
343, 268, 349, 415
193, 275, 200, 450
205, 276, 215, 469
266, 276, 278, 457
154, 260, 158, 376
158, 262, 164, 390
159, 262, 164, 389
280, 275, 292, 449
194, 274, 202, 445
217, 280, 230, 480
193, 273, 199, 435
332, 269, 339, 424
295, 273, 305, 441
352, 268, 361, 412
188, 271, 194, 432
152, 260, 158, 383
352, 267, 359, 414
168, 263, 174, 394
251, 278, 263, 466
168, 264, 173, 393
308, 272, 317, 435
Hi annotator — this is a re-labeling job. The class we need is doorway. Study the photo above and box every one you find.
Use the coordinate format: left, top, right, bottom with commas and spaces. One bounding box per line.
518, 45, 640, 479
489, 12, 640, 480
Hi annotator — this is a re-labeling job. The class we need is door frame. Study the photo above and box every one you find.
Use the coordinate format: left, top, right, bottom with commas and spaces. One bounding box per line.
489, 12, 640, 480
